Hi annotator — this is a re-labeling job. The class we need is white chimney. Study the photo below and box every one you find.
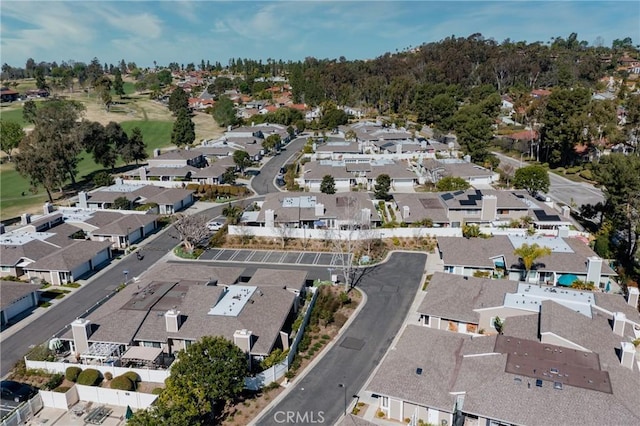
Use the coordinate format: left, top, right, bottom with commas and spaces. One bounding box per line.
315, 203, 324, 216
403, 205, 410, 219
233, 329, 253, 353
360, 208, 371, 225
139, 167, 147, 181
481, 195, 497, 221
114, 177, 123, 186
43, 202, 54, 214
312, 142, 317, 151
78, 191, 88, 209
396, 143, 402, 154
71, 318, 92, 354
586, 256, 603, 286
265, 209, 275, 227
227, 125, 232, 132
21, 213, 31, 225
280, 331, 290, 351
562, 205, 571, 218
627, 287, 639, 308
0, 224, 4, 235
165, 309, 181, 333
558, 226, 570, 238
613, 312, 626, 336
153, 148, 161, 157
251, 121, 255, 127
620, 342, 636, 369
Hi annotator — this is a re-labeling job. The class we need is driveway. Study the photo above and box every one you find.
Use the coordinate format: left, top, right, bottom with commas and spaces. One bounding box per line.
251, 136, 308, 195
493, 152, 604, 208
255, 252, 427, 426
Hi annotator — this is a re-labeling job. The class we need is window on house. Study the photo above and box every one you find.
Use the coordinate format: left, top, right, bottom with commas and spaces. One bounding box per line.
380, 396, 389, 409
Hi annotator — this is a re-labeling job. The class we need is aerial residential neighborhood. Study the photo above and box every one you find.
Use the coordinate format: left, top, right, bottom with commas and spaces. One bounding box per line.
1, 2, 640, 426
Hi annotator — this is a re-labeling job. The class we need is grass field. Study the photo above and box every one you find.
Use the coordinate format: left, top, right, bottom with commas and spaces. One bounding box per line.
0, 106, 29, 127
0, 120, 173, 220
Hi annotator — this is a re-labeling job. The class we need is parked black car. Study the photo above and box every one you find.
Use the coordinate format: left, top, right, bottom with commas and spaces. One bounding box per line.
1, 381, 37, 402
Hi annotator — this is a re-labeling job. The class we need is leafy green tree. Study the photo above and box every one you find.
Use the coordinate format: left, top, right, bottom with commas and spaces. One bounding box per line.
592, 154, 640, 264
374, 174, 391, 201
232, 150, 251, 175
513, 243, 552, 282
15, 131, 65, 203
78, 121, 114, 169
121, 127, 148, 165
113, 196, 131, 210
113, 69, 125, 97
94, 75, 113, 111
157, 69, 173, 86
93, 171, 114, 187
539, 87, 590, 167
436, 176, 470, 192
171, 109, 195, 147
34, 66, 48, 90
168, 87, 189, 115
22, 99, 37, 124
513, 165, 550, 196
462, 224, 481, 238
129, 336, 247, 426
0, 120, 25, 161
320, 175, 336, 194
222, 167, 237, 185
453, 103, 494, 163
320, 108, 348, 129
211, 96, 238, 127
222, 203, 243, 225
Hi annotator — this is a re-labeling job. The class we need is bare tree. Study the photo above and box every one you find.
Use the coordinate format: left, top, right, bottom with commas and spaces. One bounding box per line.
236, 225, 254, 246
502, 163, 515, 187
173, 214, 209, 253
274, 223, 294, 249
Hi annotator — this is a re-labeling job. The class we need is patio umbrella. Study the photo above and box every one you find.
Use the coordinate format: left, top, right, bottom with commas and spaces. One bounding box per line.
48, 337, 62, 351
605, 281, 611, 293
557, 274, 578, 287
125, 405, 133, 420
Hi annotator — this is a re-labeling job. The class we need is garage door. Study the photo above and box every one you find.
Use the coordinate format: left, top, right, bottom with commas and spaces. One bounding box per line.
93, 249, 110, 266
4, 293, 35, 321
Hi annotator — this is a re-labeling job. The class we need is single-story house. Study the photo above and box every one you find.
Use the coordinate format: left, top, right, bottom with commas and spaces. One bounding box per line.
436, 235, 616, 288
0, 280, 41, 325
147, 149, 207, 169
78, 183, 194, 214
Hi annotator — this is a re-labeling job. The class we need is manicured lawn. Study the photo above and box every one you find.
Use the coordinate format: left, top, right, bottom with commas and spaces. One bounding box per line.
0, 120, 173, 220
112, 81, 136, 95
0, 107, 28, 127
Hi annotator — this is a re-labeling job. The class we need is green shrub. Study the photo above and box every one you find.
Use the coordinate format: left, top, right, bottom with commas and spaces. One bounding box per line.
44, 373, 64, 390
565, 166, 582, 175
579, 169, 594, 180
54, 386, 71, 393
76, 368, 102, 386
110, 376, 134, 391
152, 387, 164, 395
65, 366, 82, 382
123, 371, 140, 384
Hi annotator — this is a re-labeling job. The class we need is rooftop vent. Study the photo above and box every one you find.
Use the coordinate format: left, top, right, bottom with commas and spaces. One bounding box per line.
554, 382, 563, 390
536, 379, 543, 387
416, 368, 423, 375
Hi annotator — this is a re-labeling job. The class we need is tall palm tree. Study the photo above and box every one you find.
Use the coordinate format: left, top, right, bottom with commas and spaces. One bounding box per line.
513, 243, 552, 282
222, 203, 243, 225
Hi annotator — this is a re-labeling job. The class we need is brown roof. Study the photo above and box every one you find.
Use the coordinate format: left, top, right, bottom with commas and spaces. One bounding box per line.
26, 240, 111, 272
90, 214, 158, 237
247, 269, 308, 292
0, 240, 58, 266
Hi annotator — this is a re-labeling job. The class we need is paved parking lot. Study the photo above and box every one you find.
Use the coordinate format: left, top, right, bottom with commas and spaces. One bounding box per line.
200, 249, 351, 266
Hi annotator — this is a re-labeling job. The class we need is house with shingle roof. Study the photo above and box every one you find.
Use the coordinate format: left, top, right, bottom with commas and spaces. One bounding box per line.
78, 182, 194, 214
300, 158, 418, 192
60, 263, 307, 367
436, 235, 616, 289
255, 192, 380, 229
0, 280, 41, 325
367, 278, 640, 426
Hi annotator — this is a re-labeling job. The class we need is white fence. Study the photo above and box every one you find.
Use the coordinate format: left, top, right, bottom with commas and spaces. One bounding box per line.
228, 225, 462, 240
24, 360, 170, 383
0, 394, 43, 426
39, 386, 79, 410
75, 384, 158, 409
244, 288, 320, 391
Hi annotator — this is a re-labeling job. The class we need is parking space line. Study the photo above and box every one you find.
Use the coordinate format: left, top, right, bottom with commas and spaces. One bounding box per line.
295, 252, 305, 264
228, 250, 241, 261
278, 252, 288, 263
313, 253, 322, 264
246, 250, 257, 262
211, 250, 224, 261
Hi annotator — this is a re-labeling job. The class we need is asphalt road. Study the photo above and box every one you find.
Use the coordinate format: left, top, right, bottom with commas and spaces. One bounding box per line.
493, 152, 605, 208
251, 136, 308, 195
0, 205, 229, 378
256, 252, 427, 426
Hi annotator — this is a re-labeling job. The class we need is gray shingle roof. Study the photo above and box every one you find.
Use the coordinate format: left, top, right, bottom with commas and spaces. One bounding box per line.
89, 214, 158, 237
417, 273, 518, 323
247, 269, 308, 292
0, 280, 40, 309
25, 240, 111, 272
0, 239, 58, 266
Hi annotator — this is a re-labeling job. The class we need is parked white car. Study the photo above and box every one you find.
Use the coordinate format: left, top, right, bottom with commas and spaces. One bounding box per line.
207, 221, 224, 231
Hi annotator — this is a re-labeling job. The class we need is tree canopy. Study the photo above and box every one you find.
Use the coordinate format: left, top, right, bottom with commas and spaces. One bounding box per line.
436, 176, 470, 192
0, 120, 25, 161
374, 174, 391, 201
171, 109, 195, 147
168, 87, 189, 115
211, 96, 238, 128
513, 243, 552, 281
320, 175, 336, 194
129, 336, 248, 426
513, 165, 550, 196
232, 150, 252, 174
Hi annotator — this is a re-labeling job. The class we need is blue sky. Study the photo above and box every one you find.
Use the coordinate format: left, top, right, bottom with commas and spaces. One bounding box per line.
1, 1, 639, 68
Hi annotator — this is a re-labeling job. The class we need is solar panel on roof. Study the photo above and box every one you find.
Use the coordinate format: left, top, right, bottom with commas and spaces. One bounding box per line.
459, 199, 477, 206
533, 209, 561, 222
441, 193, 454, 201
453, 190, 465, 196
536, 379, 543, 387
